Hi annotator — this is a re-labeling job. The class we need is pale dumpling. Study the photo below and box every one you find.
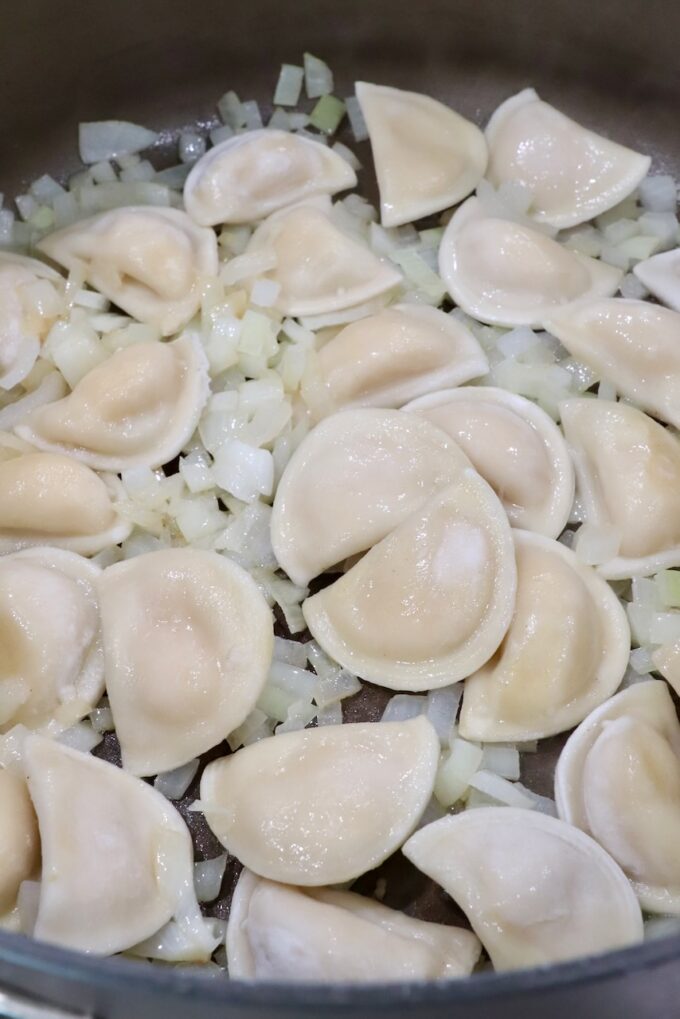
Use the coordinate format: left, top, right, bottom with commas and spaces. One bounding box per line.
561, 398, 680, 578
15, 333, 209, 471
227, 869, 481, 982
459, 531, 630, 742
184, 129, 357, 226
98, 549, 273, 776
245, 202, 401, 316
38, 207, 218, 336
0, 253, 63, 391
438, 197, 622, 327
546, 300, 680, 430
405, 386, 574, 538
24, 736, 218, 956
200, 716, 439, 886
555, 681, 680, 914
355, 82, 487, 228
301, 305, 488, 419
634, 249, 680, 313
0, 547, 103, 734
303, 478, 516, 691
0, 452, 131, 555
0, 768, 39, 916
271, 408, 471, 587
485, 88, 651, 228
403, 809, 643, 971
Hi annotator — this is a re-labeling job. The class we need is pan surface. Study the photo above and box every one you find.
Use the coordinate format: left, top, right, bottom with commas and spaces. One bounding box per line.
1, 0, 680, 1015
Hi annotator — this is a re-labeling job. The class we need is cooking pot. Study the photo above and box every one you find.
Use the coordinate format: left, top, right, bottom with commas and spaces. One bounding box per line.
1, 0, 679, 1015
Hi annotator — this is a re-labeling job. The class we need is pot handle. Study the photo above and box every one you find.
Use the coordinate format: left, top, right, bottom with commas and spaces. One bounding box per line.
0, 990, 90, 1019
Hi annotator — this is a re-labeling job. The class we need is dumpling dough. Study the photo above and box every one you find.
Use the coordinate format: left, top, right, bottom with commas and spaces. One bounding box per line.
303, 477, 516, 691
438, 197, 622, 327
0, 253, 63, 391
16, 333, 209, 471
355, 82, 487, 228
555, 681, 680, 914
271, 408, 471, 587
634, 248, 680, 313
38, 207, 218, 336
200, 716, 439, 885
546, 300, 680, 430
227, 869, 481, 982
0, 452, 131, 555
98, 549, 273, 776
0, 768, 39, 915
24, 735, 217, 955
184, 129, 357, 226
403, 809, 643, 971
0, 548, 103, 734
459, 530, 630, 742
405, 386, 574, 538
561, 398, 680, 578
245, 202, 401, 316
301, 305, 488, 419
485, 88, 651, 228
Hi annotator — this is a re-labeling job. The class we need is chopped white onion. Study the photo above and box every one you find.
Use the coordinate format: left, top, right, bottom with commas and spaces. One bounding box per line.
425, 686, 462, 747
56, 721, 102, 754
434, 739, 483, 808
573, 523, 622, 566
303, 53, 334, 99
639, 175, 678, 213
154, 759, 200, 800
467, 770, 536, 809
89, 704, 114, 734
79, 121, 159, 164
273, 636, 308, 668
275, 699, 317, 735
193, 854, 227, 903
316, 702, 343, 726
345, 95, 368, 142
381, 694, 427, 723
273, 64, 305, 107
480, 745, 521, 780
0, 372, 67, 430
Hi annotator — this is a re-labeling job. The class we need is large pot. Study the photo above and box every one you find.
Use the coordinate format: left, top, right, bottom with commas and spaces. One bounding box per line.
1, 1, 679, 1016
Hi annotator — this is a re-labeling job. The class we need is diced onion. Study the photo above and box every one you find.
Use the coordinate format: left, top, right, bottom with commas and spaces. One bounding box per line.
274, 636, 308, 668
655, 570, 680, 609
480, 745, 521, 780
345, 96, 368, 142
309, 96, 346, 135
275, 699, 317, 734
179, 132, 206, 164
316, 702, 343, 726
273, 64, 305, 107
79, 121, 159, 164
434, 739, 483, 807
629, 646, 656, 675
89, 704, 114, 733
268, 659, 318, 701
425, 686, 462, 747
56, 721, 102, 754
218, 91, 246, 130
154, 759, 200, 800
573, 523, 621, 566
303, 53, 334, 99
638, 175, 678, 213
381, 694, 427, 723
0, 372, 67, 430
467, 770, 536, 808
193, 855, 227, 903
